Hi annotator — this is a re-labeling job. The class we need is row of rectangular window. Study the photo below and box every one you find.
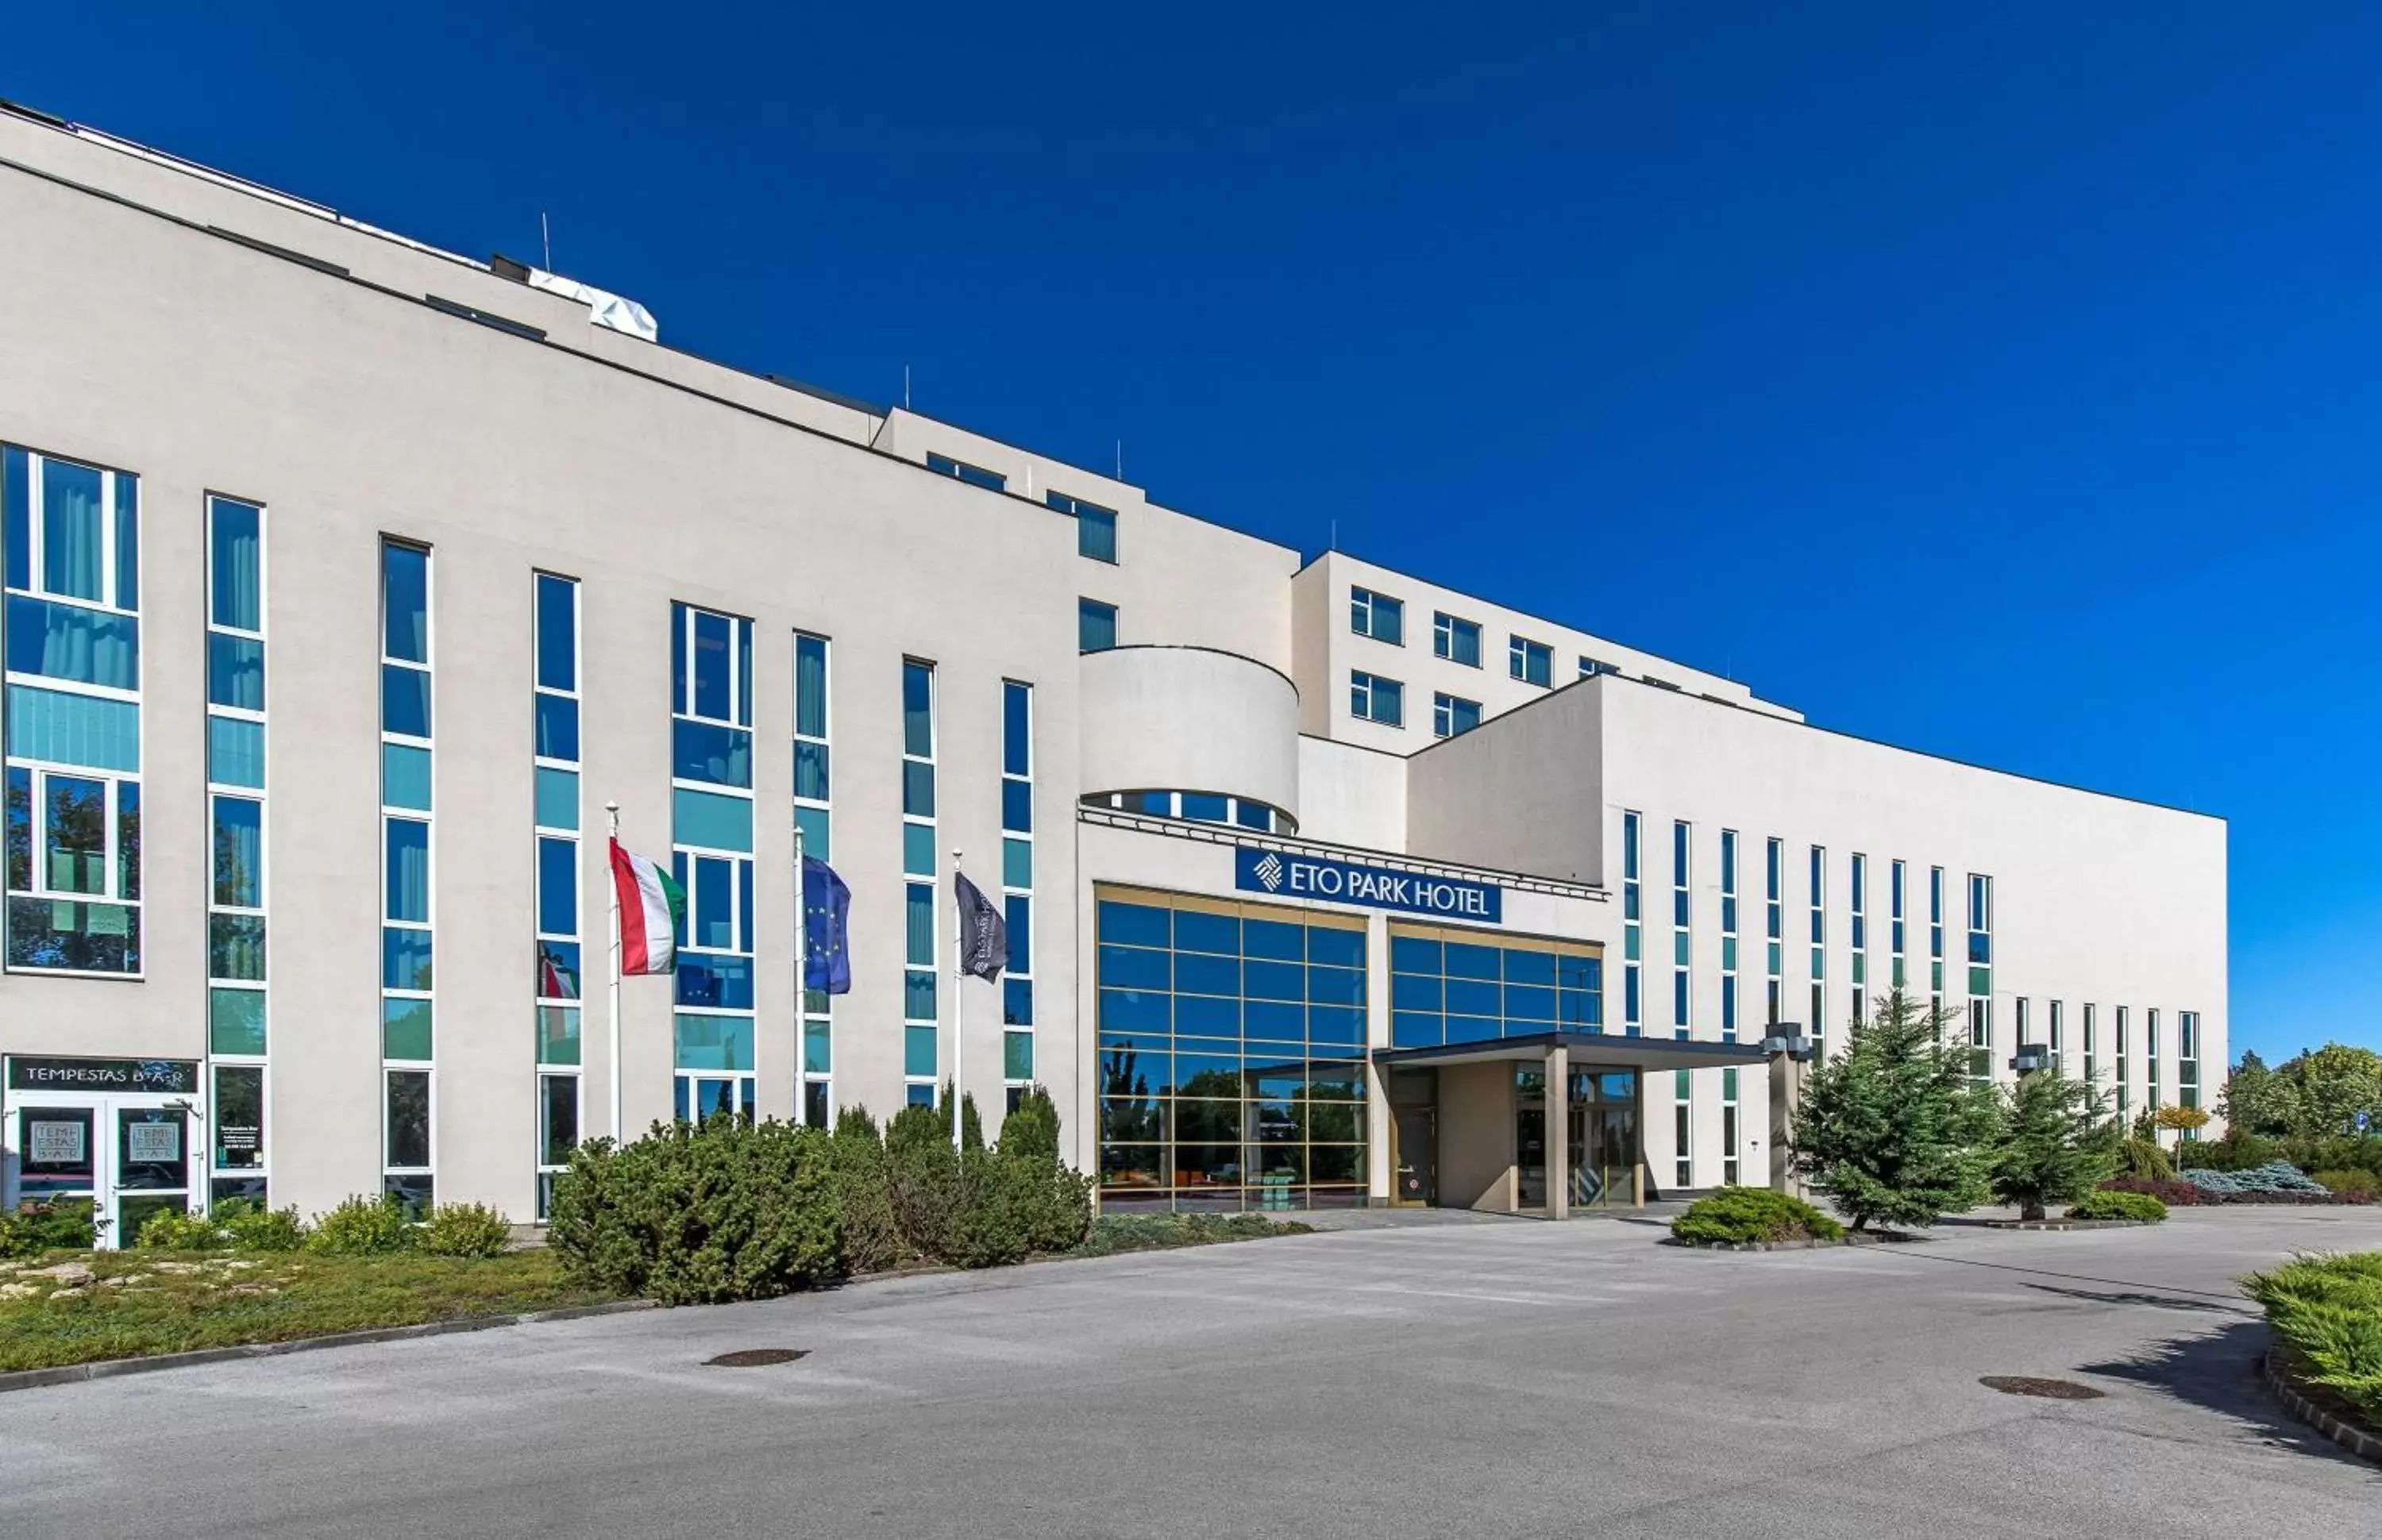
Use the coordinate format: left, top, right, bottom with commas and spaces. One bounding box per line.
1350, 587, 1615, 693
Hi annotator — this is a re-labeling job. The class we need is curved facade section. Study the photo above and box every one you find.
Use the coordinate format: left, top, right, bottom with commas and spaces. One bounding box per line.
1080, 645, 1301, 830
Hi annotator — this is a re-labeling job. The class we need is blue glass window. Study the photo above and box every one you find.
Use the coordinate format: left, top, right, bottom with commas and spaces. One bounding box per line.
209, 716, 266, 790
902, 660, 934, 756
40, 460, 104, 603
2, 447, 26, 591
385, 819, 430, 922
672, 719, 751, 787
673, 787, 754, 853
1078, 599, 1117, 653
537, 836, 576, 934
1004, 976, 1035, 1027
381, 743, 431, 810
382, 544, 429, 664
534, 574, 576, 692
381, 926, 433, 991
534, 765, 578, 830
906, 882, 934, 967
927, 452, 1005, 491
1432, 612, 1482, 668
1509, 636, 1551, 687
6, 684, 139, 772
534, 693, 579, 761
1001, 777, 1032, 834
796, 741, 830, 802
212, 797, 262, 907
8, 597, 137, 691
1005, 896, 1031, 973
381, 664, 430, 739
795, 633, 829, 738
903, 760, 936, 818
211, 634, 265, 712
1003, 680, 1031, 776
210, 499, 262, 632
675, 953, 754, 1011
673, 1014, 755, 1072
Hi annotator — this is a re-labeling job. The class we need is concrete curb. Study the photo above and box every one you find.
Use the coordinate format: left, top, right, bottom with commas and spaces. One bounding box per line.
1982, 1219, 2157, 1231
0, 1298, 657, 1395
2262, 1350, 2382, 1465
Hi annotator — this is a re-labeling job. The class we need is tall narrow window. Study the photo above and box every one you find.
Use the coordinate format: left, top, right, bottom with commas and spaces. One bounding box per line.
532, 572, 581, 1218
671, 602, 757, 1123
1721, 1067, 1740, 1185
1763, 837, 1783, 1028
1966, 873, 1993, 1080
2049, 999, 2064, 1068
3, 445, 143, 975
1671, 820, 1691, 1038
1718, 830, 1739, 1043
1674, 1069, 1692, 1190
1889, 859, 1907, 991
1928, 866, 1945, 1015
206, 495, 266, 1208
2115, 1006, 2131, 1114
380, 539, 434, 1215
902, 660, 939, 1107
796, 632, 833, 1127
2178, 1011, 2201, 1125
1808, 845, 1826, 1049
1002, 680, 1035, 1112
2083, 1003, 2099, 1088
1621, 811, 1642, 1037
2146, 1008, 2161, 1112
1848, 853, 1868, 1026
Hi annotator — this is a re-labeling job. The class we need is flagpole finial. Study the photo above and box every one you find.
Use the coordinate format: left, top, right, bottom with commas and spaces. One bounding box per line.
605, 800, 621, 837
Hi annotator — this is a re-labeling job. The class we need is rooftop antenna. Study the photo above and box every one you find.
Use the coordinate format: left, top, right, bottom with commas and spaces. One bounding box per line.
540, 211, 551, 272
1116, 438, 1123, 480
904, 364, 912, 412
1330, 518, 1338, 552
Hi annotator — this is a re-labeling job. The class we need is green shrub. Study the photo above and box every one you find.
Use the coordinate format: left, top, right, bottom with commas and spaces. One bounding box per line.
2244, 1252, 2382, 1423
419, 1202, 514, 1257
1000, 1087, 1093, 1256
2114, 1137, 2176, 1183
2069, 1189, 2168, 1222
1671, 1186, 1845, 1245
306, 1194, 418, 1255
133, 1207, 229, 1249
2179, 1127, 2280, 1172
547, 1115, 841, 1304
2315, 1169, 2382, 1199
828, 1106, 911, 1274
218, 1200, 307, 1251
884, 1103, 967, 1263
880, 1098, 1091, 1269
0, 1198, 98, 1257
2283, 1135, 2382, 1180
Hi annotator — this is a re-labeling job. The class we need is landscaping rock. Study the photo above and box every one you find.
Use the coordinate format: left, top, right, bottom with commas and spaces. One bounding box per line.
25, 1261, 93, 1286
0, 1282, 37, 1299
148, 1261, 204, 1274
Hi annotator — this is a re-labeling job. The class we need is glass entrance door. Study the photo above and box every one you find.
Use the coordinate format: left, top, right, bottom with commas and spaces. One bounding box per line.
16, 1104, 97, 1207
112, 1105, 193, 1246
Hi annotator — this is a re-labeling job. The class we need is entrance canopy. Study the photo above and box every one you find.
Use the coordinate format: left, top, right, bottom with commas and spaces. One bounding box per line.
1372, 1031, 1768, 1072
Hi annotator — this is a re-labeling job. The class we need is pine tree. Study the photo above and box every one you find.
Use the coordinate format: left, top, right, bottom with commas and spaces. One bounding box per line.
1791, 989, 2000, 1230
1989, 1069, 2122, 1221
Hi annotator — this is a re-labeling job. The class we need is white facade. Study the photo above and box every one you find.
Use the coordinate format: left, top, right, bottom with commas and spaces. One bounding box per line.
0, 104, 2225, 1239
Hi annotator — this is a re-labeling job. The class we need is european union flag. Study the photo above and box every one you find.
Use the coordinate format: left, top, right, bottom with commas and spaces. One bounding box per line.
801, 855, 852, 995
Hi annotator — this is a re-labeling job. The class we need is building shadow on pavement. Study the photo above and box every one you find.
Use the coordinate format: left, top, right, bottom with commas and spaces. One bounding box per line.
2079, 1318, 2377, 1475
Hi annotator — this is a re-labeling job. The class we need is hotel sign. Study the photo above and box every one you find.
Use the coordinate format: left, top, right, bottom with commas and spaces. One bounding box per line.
1235, 847, 1502, 922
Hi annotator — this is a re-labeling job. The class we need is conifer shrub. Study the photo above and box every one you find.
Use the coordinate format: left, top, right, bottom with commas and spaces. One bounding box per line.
1671, 1186, 1845, 1245
2068, 1189, 2167, 1222
828, 1105, 911, 1274
546, 1115, 841, 1303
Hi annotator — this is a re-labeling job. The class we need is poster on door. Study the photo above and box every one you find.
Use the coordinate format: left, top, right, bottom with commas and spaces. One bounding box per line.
125, 1121, 181, 1164
29, 1118, 87, 1166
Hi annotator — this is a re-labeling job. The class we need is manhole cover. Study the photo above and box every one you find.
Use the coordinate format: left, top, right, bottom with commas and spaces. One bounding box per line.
1979, 1376, 2103, 1400
704, 1348, 809, 1368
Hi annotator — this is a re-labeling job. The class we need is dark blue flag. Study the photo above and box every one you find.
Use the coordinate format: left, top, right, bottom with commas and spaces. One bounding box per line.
801, 855, 852, 995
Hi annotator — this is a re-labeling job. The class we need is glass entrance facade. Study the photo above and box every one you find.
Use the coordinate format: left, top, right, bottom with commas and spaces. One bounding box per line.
1096, 887, 1368, 1211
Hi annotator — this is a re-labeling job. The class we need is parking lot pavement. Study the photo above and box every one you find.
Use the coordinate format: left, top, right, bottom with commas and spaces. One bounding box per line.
1, 1207, 2375, 1538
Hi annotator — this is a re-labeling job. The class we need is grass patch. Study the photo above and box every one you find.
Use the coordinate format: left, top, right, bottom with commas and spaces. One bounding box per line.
0, 1248, 615, 1373
2245, 1251, 2382, 1426
1067, 1213, 1312, 1258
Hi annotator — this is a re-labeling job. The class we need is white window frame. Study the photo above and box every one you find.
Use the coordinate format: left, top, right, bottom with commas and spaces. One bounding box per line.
1432, 611, 1482, 667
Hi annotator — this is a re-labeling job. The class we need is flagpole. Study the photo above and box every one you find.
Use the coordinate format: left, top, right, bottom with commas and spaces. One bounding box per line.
607, 801, 623, 1146
950, 847, 965, 1155
793, 816, 808, 1121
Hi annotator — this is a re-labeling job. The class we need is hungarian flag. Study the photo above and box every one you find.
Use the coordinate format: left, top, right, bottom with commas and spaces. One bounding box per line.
609, 838, 684, 976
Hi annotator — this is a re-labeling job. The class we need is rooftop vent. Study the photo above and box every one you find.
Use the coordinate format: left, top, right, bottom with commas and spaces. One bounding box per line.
490, 252, 657, 341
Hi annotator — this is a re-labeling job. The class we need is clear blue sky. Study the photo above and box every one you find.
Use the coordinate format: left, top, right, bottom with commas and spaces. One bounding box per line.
10, 4, 2376, 1068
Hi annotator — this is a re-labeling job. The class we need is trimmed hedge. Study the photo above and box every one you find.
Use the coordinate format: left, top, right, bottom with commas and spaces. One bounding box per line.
2069, 1189, 2168, 1222
1671, 1186, 1845, 1245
